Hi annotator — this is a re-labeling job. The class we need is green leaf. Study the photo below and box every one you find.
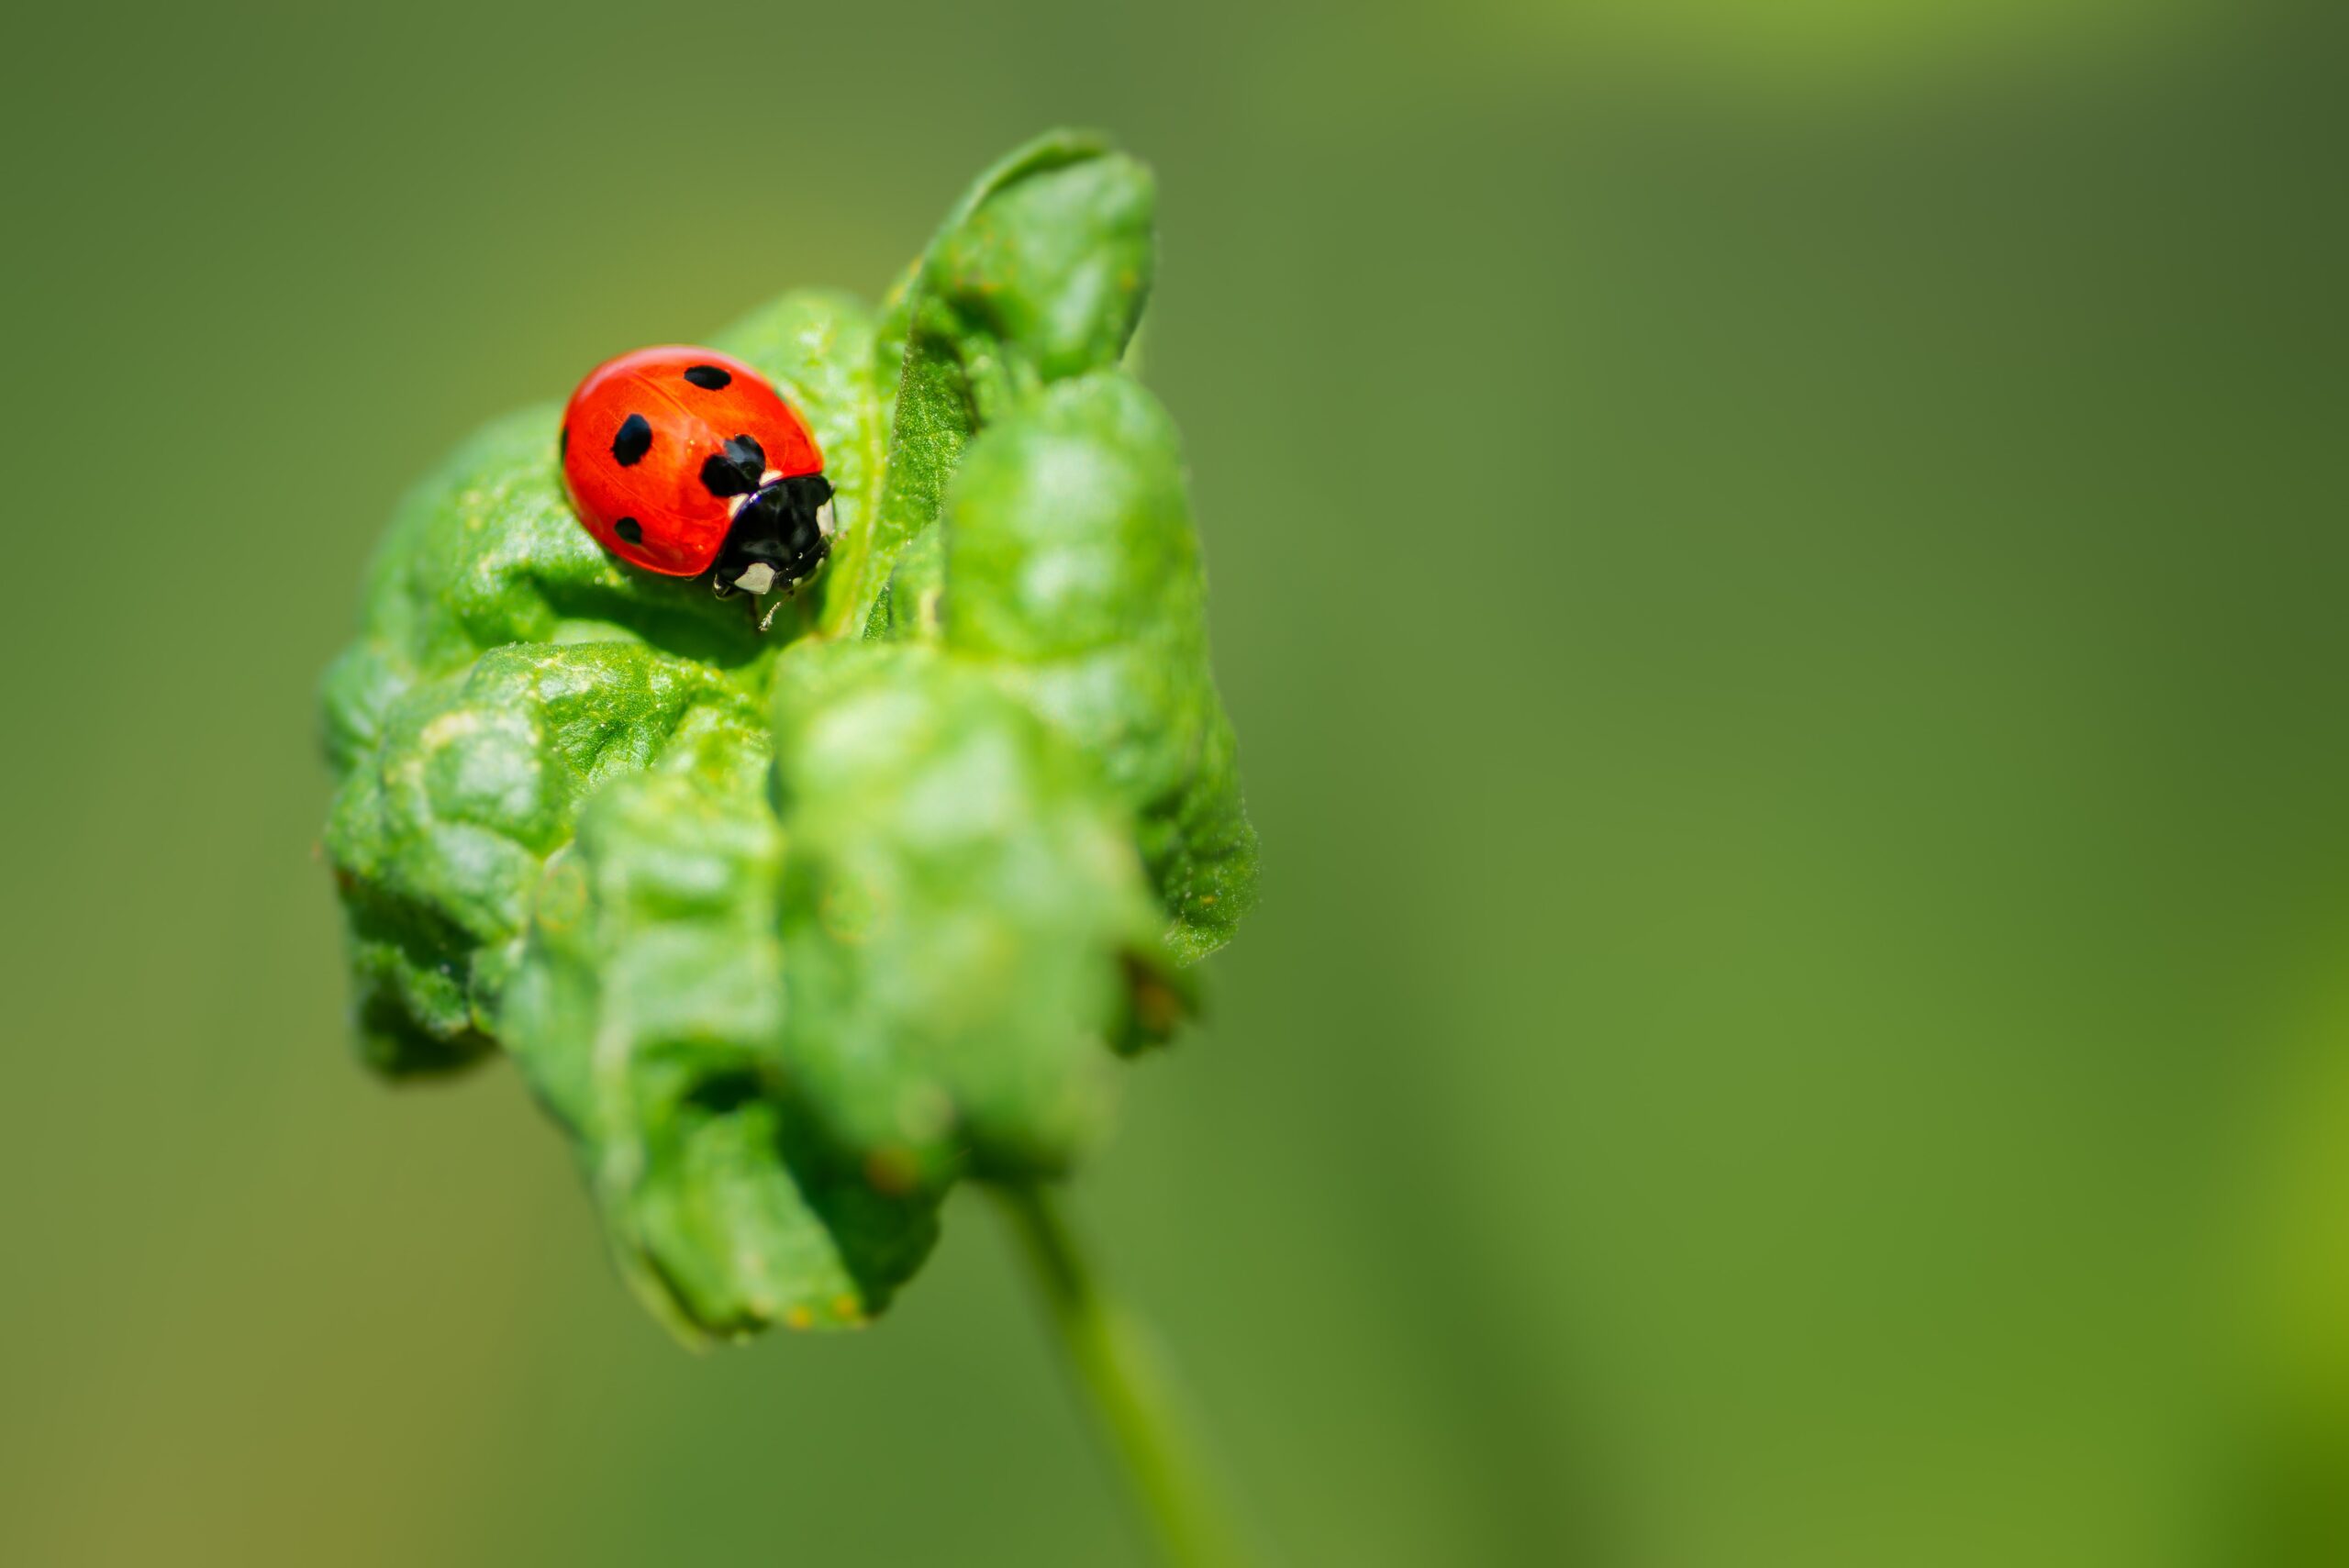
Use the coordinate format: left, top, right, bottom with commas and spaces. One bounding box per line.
319, 407, 772, 775
318, 131, 1252, 1343
941, 373, 1259, 962
768, 641, 1171, 1188
317, 289, 881, 1074
502, 732, 938, 1342
325, 642, 764, 1076
818, 129, 1157, 640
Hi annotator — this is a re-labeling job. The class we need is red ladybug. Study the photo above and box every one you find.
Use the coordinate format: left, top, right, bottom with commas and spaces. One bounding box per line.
559, 346, 835, 600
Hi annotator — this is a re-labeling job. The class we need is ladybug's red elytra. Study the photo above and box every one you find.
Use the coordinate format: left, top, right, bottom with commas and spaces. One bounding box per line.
559, 346, 835, 603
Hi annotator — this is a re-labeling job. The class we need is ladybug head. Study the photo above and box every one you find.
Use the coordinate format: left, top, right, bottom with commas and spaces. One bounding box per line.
711, 473, 836, 601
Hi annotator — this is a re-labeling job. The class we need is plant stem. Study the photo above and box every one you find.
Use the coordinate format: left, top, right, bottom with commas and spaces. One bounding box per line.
996, 1183, 1257, 1568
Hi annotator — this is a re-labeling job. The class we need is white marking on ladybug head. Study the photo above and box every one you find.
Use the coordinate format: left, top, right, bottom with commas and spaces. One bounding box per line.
733, 562, 778, 595
816, 498, 837, 539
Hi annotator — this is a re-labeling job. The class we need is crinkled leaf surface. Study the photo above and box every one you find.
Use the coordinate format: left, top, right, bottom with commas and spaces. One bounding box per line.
769, 641, 1171, 1192
326, 641, 764, 1075
502, 729, 938, 1341
319, 130, 1255, 1343
942, 373, 1258, 961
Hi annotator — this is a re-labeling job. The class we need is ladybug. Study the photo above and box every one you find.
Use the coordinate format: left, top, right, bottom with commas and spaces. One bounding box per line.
559, 346, 835, 604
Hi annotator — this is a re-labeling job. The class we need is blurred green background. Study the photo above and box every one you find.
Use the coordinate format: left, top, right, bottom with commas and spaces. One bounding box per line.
6, 1, 2347, 1563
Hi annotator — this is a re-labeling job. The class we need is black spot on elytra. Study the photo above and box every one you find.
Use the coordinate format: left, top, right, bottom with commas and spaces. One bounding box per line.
698, 434, 767, 497
559, 425, 568, 456
700, 457, 752, 497
683, 364, 732, 390
611, 414, 652, 466
615, 517, 643, 543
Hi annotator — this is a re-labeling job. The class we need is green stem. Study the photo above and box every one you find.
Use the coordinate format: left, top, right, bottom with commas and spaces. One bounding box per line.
996, 1183, 1257, 1568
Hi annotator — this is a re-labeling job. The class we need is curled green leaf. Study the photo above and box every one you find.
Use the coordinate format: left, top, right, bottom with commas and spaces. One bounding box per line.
769, 641, 1171, 1190
319, 130, 1253, 1343
325, 642, 763, 1075
504, 733, 938, 1342
942, 373, 1258, 961
821, 130, 1156, 640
